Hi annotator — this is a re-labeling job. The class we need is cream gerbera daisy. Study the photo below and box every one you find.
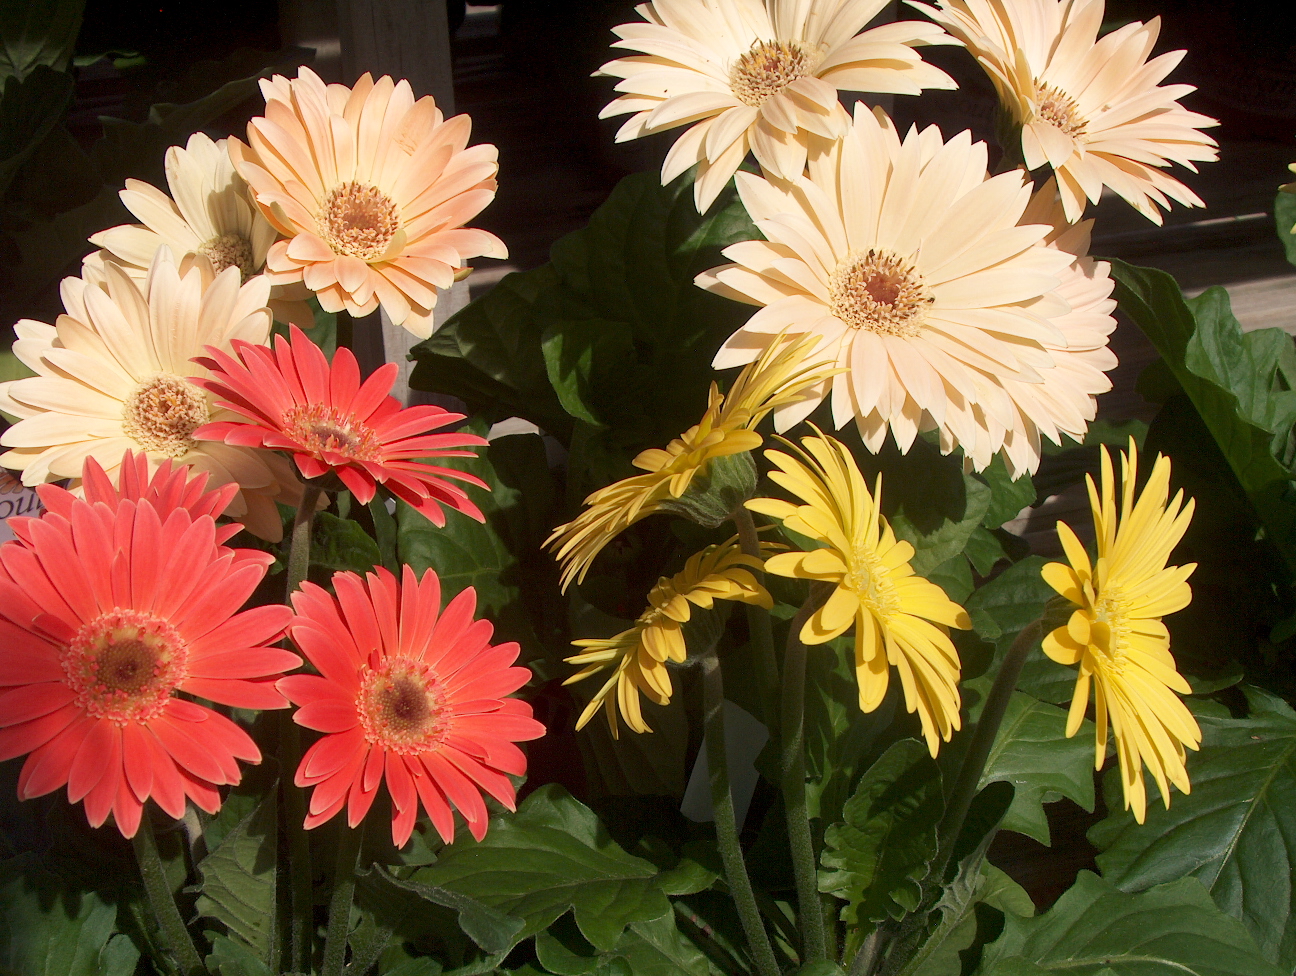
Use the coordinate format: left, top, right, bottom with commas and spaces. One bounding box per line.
598, 0, 958, 212
0, 250, 301, 541
566, 539, 772, 735
913, 0, 1218, 224
748, 430, 970, 755
1041, 440, 1199, 823
700, 105, 1114, 476
85, 132, 314, 329
228, 67, 507, 339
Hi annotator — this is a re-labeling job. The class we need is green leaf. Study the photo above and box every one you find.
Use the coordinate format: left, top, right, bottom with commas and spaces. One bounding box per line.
1274, 190, 1296, 268
819, 740, 945, 940
0, 0, 83, 80
0, 853, 124, 976
366, 864, 527, 955
205, 935, 273, 976
978, 456, 1036, 530
195, 794, 277, 965
312, 511, 383, 575
411, 785, 672, 952
613, 913, 723, 976
899, 863, 1032, 976
0, 66, 74, 196
1089, 686, 1296, 971
892, 474, 991, 577
976, 872, 1282, 976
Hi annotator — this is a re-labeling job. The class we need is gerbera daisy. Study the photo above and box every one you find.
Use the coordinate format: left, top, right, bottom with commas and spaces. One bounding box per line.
913, 0, 1218, 224
281, 566, 544, 847
192, 323, 489, 527
227, 66, 507, 339
747, 430, 970, 756
699, 104, 1116, 476
566, 539, 773, 735
0, 469, 298, 836
1041, 440, 1199, 823
85, 132, 313, 329
599, 0, 957, 212
0, 250, 302, 541
547, 333, 836, 590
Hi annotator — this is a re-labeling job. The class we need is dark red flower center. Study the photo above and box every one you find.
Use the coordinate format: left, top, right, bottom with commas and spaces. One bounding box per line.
62, 610, 188, 724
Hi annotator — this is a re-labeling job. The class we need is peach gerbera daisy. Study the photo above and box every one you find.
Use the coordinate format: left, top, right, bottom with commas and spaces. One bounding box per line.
599, 0, 957, 211
699, 104, 1117, 476
85, 132, 313, 329
0, 462, 298, 836
913, 0, 1218, 224
281, 566, 545, 847
193, 324, 489, 527
0, 251, 304, 540
227, 67, 507, 339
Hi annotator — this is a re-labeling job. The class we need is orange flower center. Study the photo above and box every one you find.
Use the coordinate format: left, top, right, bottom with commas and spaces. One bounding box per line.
730, 40, 818, 107
198, 233, 257, 281
1032, 81, 1087, 139
280, 403, 383, 461
357, 660, 450, 754
319, 181, 401, 262
122, 373, 210, 458
830, 250, 932, 337
62, 610, 188, 724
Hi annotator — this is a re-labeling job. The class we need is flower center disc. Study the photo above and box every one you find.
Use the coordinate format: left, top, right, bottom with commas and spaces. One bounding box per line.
122, 373, 210, 458
319, 181, 401, 262
830, 250, 932, 337
847, 543, 899, 619
1033, 81, 1087, 139
63, 609, 188, 723
730, 40, 817, 107
198, 233, 256, 281
281, 404, 383, 461
358, 661, 450, 754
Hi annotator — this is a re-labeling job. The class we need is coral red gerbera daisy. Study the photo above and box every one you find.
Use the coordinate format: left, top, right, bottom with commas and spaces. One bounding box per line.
281, 566, 544, 847
0, 462, 298, 837
193, 325, 489, 526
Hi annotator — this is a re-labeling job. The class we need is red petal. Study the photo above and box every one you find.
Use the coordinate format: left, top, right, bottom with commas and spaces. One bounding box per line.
295, 699, 360, 733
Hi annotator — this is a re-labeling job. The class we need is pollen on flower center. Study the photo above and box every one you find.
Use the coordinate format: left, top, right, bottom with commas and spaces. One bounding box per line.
730, 39, 818, 107
62, 609, 188, 724
319, 181, 401, 261
846, 544, 898, 617
1090, 590, 1131, 667
122, 373, 209, 458
1032, 81, 1087, 139
357, 661, 450, 754
280, 403, 383, 461
830, 250, 933, 337
198, 233, 256, 281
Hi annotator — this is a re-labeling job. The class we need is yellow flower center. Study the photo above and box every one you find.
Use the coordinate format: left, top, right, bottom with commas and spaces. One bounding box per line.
62, 610, 188, 724
846, 542, 899, 618
280, 403, 383, 461
198, 233, 256, 281
357, 660, 450, 754
121, 373, 210, 458
730, 40, 819, 107
1032, 81, 1087, 139
319, 181, 401, 262
829, 250, 933, 337
1090, 588, 1131, 671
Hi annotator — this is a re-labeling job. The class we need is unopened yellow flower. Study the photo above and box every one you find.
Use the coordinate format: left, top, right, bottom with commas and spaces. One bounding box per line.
546, 334, 836, 590
1041, 441, 1199, 823
566, 540, 773, 735
748, 431, 970, 756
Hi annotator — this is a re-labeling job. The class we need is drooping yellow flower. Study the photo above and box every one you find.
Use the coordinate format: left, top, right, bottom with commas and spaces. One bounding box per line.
85, 132, 314, 329
546, 334, 837, 590
566, 540, 773, 735
228, 67, 507, 339
748, 430, 970, 756
1041, 440, 1199, 823
913, 0, 1218, 224
598, 0, 957, 212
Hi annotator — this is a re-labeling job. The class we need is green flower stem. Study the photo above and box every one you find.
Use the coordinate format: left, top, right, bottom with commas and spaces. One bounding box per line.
783, 585, 832, 964
700, 652, 781, 976
133, 815, 206, 976
321, 821, 365, 976
286, 483, 324, 601
732, 506, 780, 741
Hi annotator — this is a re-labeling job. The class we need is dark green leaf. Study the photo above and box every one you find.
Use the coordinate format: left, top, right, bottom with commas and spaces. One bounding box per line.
612, 913, 721, 976
0, 0, 83, 80
892, 475, 991, 577
205, 935, 273, 976
195, 795, 277, 965
312, 511, 382, 575
898, 863, 1032, 976
1274, 190, 1296, 269
978, 456, 1036, 530
0, 66, 74, 196
367, 864, 526, 954
0, 853, 124, 976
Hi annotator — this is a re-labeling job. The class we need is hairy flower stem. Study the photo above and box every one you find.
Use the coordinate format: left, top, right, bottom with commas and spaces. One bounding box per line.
701, 653, 781, 976
321, 821, 365, 976
783, 585, 832, 964
133, 815, 206, 976
733, 507, 780, 740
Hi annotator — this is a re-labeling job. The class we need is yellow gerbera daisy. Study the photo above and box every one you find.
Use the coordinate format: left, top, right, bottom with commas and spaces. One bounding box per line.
913, 0, 1218, 224
598, 0, 957, 212
1041, 440, 1200, 823
566, 539, 773, 735
748, 430, 970, 755
546, 333, 837, 590
228, 67, 507, 339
